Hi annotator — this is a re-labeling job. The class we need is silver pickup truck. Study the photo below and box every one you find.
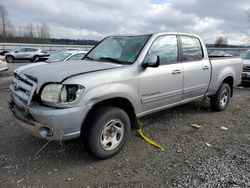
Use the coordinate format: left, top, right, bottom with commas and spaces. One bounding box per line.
9, 32, 242, 159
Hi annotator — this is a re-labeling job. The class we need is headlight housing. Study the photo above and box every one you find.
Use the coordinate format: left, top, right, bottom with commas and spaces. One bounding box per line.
41, 84, 84, 106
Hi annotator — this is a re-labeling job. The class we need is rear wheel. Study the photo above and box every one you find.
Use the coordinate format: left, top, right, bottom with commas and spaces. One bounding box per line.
6, 55, 14, 63
85, 106, 131, 159
210, 83, 231, 111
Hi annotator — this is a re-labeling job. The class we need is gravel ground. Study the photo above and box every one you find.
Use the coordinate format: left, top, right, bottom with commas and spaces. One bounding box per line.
0, 63, 27, 89
0, 86, 249, 188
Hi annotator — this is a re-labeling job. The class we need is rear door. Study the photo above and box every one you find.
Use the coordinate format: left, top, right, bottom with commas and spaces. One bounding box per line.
180, 35, 210, 100
139, 35, 183, 112
25, 48, 37, 58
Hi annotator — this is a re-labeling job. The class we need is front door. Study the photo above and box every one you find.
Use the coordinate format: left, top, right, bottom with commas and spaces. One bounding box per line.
139, 35, 183, 113
14, 48, 26, 59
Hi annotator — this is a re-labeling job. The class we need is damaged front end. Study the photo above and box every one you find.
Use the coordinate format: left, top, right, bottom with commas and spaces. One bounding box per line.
8, 72, 87, 141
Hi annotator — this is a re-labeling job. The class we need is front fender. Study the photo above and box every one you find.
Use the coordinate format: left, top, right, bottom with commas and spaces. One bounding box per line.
80, 83, 140, 114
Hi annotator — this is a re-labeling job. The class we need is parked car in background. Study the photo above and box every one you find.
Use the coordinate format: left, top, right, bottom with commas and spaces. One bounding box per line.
35, 49, 88, 62
241, 50, 250, 83
45, 50, 88, 63
14, 50, 88, 73
0, 50, 9, 56
55, 48, 82, 52
0, 56, 8, 72
5, 47, 49, 63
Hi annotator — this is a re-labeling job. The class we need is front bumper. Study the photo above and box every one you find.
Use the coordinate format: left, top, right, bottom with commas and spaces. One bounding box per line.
9, 95, 89, 141
242, 72, 250, 82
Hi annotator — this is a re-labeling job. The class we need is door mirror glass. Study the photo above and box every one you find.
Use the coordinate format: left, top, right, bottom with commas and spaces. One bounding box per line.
142, 55, 160, 68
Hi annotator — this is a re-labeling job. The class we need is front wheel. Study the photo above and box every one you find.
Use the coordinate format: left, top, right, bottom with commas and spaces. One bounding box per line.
210, 83, 231, 111
85, 106, 131, 159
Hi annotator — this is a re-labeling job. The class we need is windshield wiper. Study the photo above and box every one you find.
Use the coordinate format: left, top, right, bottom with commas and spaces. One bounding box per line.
99, 57, 130, 64
84, 56, 94, 61
99, 57, 121, 63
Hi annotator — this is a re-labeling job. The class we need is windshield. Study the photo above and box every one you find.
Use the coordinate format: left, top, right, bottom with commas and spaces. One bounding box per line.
242, 51, 250, 59
46, 52, 72, 63
84, 35, 150, 65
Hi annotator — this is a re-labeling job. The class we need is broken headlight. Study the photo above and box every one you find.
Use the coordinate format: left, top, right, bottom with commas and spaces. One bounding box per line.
41, 84, 84, 105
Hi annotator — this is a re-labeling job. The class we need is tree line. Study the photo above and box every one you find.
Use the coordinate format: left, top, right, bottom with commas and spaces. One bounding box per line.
0, 4, 51, 43
0, 4, 98, 45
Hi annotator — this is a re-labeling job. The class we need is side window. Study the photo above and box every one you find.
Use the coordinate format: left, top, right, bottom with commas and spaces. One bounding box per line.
147, 35, 178, 65
19, 48, 26, 52
67, 53, 85, 61
25, 48, 35, 52
181, 36, 203, 61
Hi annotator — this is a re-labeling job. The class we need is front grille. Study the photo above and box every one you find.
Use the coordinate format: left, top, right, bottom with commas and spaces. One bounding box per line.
243, 65, 250, 72
10, 73, 37, 106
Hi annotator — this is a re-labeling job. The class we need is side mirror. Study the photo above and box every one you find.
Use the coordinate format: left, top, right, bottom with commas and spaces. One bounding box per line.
14, 51, 18, 53
142, 55, 160, 68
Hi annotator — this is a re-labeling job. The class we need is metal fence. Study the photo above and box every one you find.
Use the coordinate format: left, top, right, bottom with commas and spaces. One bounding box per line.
207, 47, 249, 56
0, 42, 249, 56
0, 43, 94, 52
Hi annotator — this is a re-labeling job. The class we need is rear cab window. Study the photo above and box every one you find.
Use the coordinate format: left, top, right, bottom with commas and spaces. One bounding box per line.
180, 36, 203, 62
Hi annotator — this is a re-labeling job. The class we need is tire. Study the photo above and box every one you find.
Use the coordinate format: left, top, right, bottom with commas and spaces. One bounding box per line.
210, 83, 231, 111
6, 55, 14, 63
32, 55, 39, 62
85, 106, 131, 159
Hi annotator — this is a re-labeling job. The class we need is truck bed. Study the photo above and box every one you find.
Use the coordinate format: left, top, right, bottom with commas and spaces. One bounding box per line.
207, 57, 242, 95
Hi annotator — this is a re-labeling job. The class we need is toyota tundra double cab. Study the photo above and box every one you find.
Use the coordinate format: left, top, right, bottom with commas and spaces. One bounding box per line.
9, 32, 242, 159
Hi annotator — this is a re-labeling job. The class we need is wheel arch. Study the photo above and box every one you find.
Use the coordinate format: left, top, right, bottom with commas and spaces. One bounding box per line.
81, 97, 138, 135
221, 76, 234, 97
32, 55, 39, 62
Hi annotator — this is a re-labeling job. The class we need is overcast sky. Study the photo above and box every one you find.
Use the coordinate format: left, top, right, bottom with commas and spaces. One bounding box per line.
2, 0, 250, 45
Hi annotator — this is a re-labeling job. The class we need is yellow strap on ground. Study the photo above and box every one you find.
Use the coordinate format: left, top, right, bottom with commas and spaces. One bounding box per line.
137, 120, 165, 151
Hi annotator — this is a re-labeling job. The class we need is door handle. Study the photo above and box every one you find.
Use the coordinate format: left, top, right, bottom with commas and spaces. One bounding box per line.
172, 70, 181, 75
202, 66, 209, 70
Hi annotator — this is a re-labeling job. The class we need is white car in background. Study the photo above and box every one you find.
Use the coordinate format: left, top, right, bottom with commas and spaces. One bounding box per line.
15, 50, 88, 73
46, 50, 88, 62
241, 50, 250, 83
5, 47, 49, 63
0, 56, 8, 72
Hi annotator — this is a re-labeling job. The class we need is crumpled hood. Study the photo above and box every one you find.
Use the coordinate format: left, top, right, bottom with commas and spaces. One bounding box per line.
15, 62, 48, 74
21, 60, 122, 92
